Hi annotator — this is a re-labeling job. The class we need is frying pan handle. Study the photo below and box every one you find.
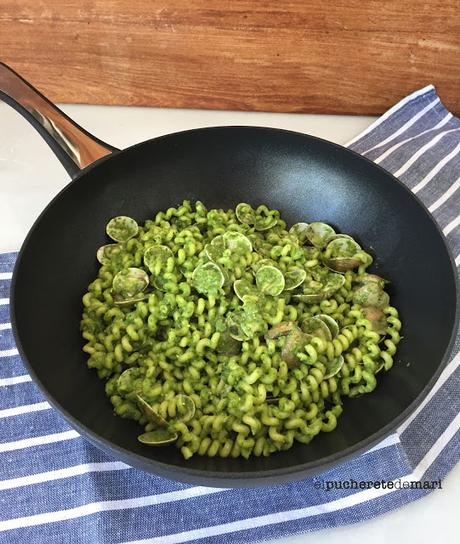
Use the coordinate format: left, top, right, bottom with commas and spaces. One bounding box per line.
0, 62, 118, 178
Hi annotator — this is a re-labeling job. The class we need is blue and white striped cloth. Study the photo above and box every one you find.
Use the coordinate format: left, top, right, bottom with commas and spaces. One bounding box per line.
0, 85, 459, 543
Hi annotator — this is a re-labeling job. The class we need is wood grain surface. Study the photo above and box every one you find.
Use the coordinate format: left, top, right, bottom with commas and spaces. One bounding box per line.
1, 1, 459, 114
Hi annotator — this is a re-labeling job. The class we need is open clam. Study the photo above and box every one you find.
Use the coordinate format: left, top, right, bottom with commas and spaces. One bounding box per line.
136, 394, 168, 427
233, 278, 258, 301
176, 394, 196, 423
192, 261, 225, 296
235, 203, 256, 225
281, 328, 311, 368
353, 283, 390, 308
113, 292, 149, 307
252, 258, 277, 273
112, 267, 149, 299
250, 237, 273, 256
138, 430, 178, 446
254, 215, 277, 231
323, 355, 345, 379
288, 223, 310, 244
301, 315, 332, 340
316, 314, 339, 338
226, 310, 251, 341
255, 265, 285, 296
284, 268, 307, 290
210, 234, 225, 249
324, 237, 362, 272
204, 243, 222, 263
293, 271, 344, 303
96, 243, 123, 266
143, 245, 173, 275
293, 292, 324, 303
117, 368, 139, 393
222, 231, 253, 254
106, 216, 138, 242
322, 272, 346, 296
305, 222, 336, 248
240, 297, 267, 338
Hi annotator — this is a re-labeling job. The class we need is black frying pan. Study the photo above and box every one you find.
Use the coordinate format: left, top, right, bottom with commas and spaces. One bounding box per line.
1, 63, 458, 487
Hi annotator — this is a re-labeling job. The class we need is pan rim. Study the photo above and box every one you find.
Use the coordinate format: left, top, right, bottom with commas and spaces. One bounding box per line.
9, 125, 460, 486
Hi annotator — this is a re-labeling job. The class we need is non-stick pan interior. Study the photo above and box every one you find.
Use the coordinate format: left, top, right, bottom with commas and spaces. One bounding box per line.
12, 127, 458, 485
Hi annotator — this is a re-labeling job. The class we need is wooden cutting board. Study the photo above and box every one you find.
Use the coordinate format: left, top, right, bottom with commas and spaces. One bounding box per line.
1, 0, 459, 114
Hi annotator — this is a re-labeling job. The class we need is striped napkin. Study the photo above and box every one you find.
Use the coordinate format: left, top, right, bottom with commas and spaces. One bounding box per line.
1, 85, 459, 544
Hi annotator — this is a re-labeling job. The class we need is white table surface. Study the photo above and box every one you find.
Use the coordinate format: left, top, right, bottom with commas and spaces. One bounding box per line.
0, 102, 458, 542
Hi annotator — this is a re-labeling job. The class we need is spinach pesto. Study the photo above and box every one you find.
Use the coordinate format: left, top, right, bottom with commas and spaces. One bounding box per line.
81, 201, 402, 459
